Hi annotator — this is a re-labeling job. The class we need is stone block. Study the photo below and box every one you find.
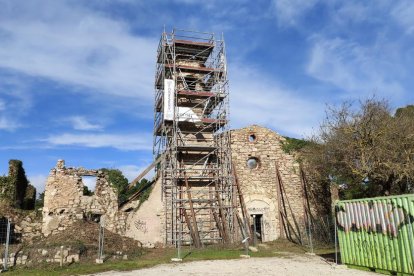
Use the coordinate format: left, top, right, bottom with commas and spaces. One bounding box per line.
67, 254, 79, 263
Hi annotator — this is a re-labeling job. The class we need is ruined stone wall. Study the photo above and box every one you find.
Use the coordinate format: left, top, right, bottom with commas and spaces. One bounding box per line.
122, 177, 164, 248
0, 245, 80, 267
42, 160, 127, 237
0, 160, 34, 209
231, 125, 325, 242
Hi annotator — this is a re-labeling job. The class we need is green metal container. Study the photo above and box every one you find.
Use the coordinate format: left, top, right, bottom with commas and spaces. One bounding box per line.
336, 194, 414, 275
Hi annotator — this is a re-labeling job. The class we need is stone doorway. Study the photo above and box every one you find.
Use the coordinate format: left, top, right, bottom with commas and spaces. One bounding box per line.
251, 214, 263, 243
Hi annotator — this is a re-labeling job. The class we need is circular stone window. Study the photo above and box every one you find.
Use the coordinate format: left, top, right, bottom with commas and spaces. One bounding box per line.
247, 157, 259, 169
248, 134, 256, 142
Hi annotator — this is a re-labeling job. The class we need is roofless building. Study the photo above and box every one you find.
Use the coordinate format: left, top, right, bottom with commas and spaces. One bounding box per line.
153, 29, 235, 246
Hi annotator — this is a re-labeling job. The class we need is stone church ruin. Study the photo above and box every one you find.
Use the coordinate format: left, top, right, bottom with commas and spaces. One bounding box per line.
1, 29, 334, 257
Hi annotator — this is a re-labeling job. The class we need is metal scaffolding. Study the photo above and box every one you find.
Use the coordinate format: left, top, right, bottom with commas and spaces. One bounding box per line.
153, 28, 234, 246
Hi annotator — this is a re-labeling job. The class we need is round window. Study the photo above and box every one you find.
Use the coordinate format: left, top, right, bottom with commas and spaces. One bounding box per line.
248, 134, 256, 142
247, 157, 259, 169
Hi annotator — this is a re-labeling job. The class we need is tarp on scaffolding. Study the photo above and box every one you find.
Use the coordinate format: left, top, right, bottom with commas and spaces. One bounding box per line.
163, 79, 175, 121
176, 107, 201, 123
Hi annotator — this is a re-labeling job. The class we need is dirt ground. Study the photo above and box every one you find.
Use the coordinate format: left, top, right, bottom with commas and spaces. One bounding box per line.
92, 255, 376, 276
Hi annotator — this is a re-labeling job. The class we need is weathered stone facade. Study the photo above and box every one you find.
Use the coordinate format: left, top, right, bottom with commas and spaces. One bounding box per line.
42, 160, 127, 236
231, 125, 329, 243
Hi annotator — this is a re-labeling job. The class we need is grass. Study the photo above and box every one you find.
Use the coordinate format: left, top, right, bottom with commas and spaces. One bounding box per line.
3, 240, 336, 276
4, 248, 175, 276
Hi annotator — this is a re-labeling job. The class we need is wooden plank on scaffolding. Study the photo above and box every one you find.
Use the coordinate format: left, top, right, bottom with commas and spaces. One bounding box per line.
211, 208, 225, 241
183, 208, 197, 246
235, 211, 248, 239
300, 165, 311, 237
184, 173, 202, 248
279, 171, 303, 244
300, 165, 330, 239
232, 163, 253, 241
214, 181, 229, 243
127, 154, 162, 189
275, 162, 302, 243
275, 162, 289, 240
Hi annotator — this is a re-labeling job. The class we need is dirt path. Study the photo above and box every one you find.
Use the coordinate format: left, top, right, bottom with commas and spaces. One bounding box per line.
93, 255, 375, 276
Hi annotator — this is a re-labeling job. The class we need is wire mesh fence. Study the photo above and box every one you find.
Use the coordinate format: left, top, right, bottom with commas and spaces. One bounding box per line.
296, 215, 339, 263
0, 211, 340, 271
0, 217, 11, 271
279, 214, 338, 258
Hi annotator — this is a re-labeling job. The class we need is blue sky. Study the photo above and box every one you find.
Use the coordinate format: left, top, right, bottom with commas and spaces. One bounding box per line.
1, 0, 414, 193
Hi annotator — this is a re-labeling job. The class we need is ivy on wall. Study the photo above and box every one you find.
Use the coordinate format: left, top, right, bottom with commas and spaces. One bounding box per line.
0, 160, 36, 209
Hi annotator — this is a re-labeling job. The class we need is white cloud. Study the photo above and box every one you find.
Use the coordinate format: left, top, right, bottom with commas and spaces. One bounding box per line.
0, 116, 20, 131
334, 2, 370, 24
0, 0, 156, 100
68, 116, 103, 131
229, 63, 324, 138
392, 0, 414, 34
273, 0, 319, 26
0, 76, 33, 131
28, 174, 47, 194
306, 36, 404, 98
43, 132, 152, 151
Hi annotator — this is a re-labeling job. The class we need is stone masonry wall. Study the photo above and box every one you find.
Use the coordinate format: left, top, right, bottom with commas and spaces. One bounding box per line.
231, 125, 323, 242
0, 245, 80, 268
42, 160, 127, 237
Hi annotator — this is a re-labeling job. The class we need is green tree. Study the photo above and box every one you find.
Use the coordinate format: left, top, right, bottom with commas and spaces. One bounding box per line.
83, 186, 93, 196
281, 136, 314, 154
395, 105, 414, 118
35, 192, 45, 210
303, 99, 414, 199
101, 168, 129, 203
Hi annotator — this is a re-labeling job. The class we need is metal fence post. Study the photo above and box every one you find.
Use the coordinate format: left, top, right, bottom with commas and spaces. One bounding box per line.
307, 214, 314, 254
3, 219, 10, 271
60, 245, 64, 267
334, 217, 338, 265
178, 220, 182, 260
97, 217, 105, 263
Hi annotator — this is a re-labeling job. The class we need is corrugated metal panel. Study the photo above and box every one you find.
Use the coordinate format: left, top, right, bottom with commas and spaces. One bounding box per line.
336, 194, 414, 275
